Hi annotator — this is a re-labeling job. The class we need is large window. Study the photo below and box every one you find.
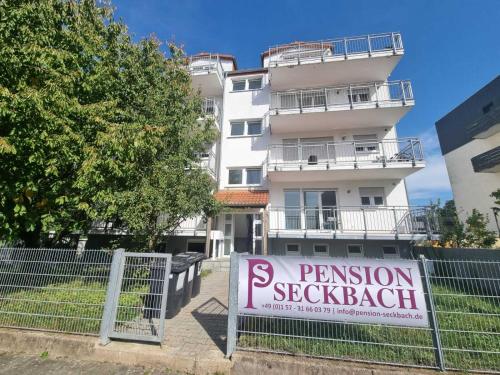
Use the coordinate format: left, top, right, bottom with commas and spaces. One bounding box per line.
232, 80, 246, 91
231, 76, 263, 91
284, 190, 301, 230
227, 167, 262, 185
229, 119, 262, 136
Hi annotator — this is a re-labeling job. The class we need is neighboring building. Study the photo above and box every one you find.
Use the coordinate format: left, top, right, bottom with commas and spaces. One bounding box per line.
173, 32, 440, 260
436, 76, 500, 234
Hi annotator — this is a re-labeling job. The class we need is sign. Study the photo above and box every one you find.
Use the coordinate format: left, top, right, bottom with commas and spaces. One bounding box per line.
238, 255, 429, 327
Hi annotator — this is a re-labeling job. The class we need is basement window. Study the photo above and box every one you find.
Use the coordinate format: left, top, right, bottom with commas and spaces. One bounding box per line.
347, 244, 364, 257
286, 243, 301, 255
382, 246, 399, 258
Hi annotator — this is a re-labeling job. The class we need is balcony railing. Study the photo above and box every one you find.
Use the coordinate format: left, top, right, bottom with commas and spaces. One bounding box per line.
201, 97, 221, 126
266, 32, 403, 66
268, 138, 424, 168
199, 149, 217, 177
188, 53, 224, 79
270, 80, 413, 112
269, 206, 439, 236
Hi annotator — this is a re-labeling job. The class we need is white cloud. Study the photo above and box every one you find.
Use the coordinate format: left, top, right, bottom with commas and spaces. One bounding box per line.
405, 127, 452, 203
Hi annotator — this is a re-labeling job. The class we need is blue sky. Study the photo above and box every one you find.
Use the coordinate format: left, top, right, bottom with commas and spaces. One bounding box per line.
112, 0, 500, 205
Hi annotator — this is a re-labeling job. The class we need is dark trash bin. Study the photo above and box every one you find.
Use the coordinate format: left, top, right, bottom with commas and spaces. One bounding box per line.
187, 252, 206, 298
165, 258, 190, 318
173, 254, 196, 307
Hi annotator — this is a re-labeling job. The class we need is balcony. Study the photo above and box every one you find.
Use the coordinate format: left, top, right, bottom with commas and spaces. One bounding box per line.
268, 206, 440, 240
159, 215, 207, 237
188, 54, 224, 96
201, 97, 221, 131
199, 150, 218, 179
471, 146, 500, 173
267, 138, 424, 181
264, 33, 404, 89
269, 81, 414, 133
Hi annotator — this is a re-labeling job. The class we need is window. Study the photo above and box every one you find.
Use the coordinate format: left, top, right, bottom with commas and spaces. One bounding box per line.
248, 77, 262, 90
382, 246, 399, 258
228, 169, 243, 185
359, 187, 385, 206
286, 243, 301, 255
228, 167, 262, 185
348, 87, 370, 103
229, 119, 262, 136
247, 120, 262, 135
232, 80, 246, 91
232, 76, 263, 91
230, 121, 245, 136
313, 244, 329, 257
353, 134, 378, 153
347, 244, 363, 257
246, 168, 262, 185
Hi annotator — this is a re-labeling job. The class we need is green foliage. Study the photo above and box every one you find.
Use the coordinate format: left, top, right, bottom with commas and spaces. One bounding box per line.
0, 0, 220, 248
491, 188, 500, 206
437, 200, 497, 248
40, 351, 49, 359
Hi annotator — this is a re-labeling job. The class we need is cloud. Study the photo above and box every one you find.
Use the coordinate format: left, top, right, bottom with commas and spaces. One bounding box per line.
405, 127, 452, 204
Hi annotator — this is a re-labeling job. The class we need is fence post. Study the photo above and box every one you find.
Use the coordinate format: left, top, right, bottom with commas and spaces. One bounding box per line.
420, 255, 445, 371
226, 251, 240, 358
99, 248, 125, 346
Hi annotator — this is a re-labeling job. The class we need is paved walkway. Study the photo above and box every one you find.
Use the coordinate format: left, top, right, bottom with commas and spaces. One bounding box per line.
163, 270, 229, 362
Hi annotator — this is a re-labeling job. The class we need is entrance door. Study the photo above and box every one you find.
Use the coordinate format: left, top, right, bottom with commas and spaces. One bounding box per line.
223, 214, 234, 257
304, 190, 337, 230
252, 213, 263, 255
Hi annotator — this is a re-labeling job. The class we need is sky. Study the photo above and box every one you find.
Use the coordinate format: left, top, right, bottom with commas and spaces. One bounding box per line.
112, 0, 500, 206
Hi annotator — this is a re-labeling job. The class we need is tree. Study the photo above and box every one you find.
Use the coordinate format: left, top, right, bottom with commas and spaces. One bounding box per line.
0, 0, 121, 246
437, 200, 497, 248
1, 0, 221, 249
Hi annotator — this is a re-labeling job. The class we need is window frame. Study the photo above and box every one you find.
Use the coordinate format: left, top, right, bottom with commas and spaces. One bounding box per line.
232, 79, 246, 91
286, 243, 301, 256
231, 76, 264, 92
347, 244, 364, 257
313, 243, 329, 257
246, 167, 262, 185
228, 119, 263, 137
248, 77, 263, 90
227, 167, 262, 186
228, 168, 243, 185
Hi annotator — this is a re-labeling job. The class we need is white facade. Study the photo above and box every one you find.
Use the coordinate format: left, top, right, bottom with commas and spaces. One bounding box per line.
186, 32, 438, 258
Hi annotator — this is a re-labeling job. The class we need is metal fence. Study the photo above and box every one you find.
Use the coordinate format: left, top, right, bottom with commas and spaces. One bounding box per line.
0, 247, 113, 335
268, 138, 423, 168
270, 80, 413, 112
227, 256, 500, 373
266, 32, 403, 66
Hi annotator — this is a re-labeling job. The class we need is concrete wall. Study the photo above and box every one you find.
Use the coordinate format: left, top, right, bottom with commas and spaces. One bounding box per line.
269, 238, 412, 258
443, 132, 500, 232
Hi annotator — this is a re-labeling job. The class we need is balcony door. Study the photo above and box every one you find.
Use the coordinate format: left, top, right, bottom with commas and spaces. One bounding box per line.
304, 190, 337, 230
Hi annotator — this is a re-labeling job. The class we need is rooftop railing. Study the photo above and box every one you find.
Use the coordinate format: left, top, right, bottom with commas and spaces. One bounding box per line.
188, 53, 224, 79
269, 205, 439, 236
270, 80, 413, 112
268, 138, 424, 168
266, 32, 403, 66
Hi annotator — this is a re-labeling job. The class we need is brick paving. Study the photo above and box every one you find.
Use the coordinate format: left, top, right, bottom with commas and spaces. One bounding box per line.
163, 270, 230, 362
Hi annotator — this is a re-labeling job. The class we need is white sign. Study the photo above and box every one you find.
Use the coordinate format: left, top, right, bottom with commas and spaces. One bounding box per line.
238, 255, 429, 327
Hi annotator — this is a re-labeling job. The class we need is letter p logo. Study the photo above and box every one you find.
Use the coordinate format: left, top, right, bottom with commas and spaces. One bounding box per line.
245, 258, 274, 309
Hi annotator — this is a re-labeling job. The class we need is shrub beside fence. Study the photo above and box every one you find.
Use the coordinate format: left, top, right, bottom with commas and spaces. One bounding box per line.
0, 247, 118, 335
230, 257, 500, 373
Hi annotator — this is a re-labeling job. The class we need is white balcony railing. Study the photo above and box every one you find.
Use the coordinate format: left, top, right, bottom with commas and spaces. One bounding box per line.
201, 97, 221, 126
188, 53, 224, 79
269, 206, 439, 236
266, 32, 403, 66
268, 138, 424, 168
270, 80, 413, 112
199, 149, 217, 177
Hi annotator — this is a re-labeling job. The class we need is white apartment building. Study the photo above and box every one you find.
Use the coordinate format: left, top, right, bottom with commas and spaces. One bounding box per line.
172, 32, 440, 259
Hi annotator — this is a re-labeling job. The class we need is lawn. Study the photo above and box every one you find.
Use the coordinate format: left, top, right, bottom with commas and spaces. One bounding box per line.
237, 284, 500, 372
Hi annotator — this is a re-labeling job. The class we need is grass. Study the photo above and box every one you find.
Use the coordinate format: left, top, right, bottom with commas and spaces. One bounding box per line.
200, 269, 212, 278
237, 284, 500, 372
0, 277, 148, 335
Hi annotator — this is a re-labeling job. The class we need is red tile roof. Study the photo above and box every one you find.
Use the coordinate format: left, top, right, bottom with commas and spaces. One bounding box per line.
214, 190, 269, 207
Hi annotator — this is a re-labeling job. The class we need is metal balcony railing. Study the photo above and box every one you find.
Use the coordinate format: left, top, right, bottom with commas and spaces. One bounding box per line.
270, 80, 413, 112
199, 149, 217, 177
188, 53, 224, 80
268, 138, 424, 168
266, 32, 403, 66
269, 206, 439, 236
201, 97, 221, 126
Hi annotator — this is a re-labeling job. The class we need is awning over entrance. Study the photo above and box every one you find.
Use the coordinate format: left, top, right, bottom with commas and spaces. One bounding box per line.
214, 189, 269, 208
